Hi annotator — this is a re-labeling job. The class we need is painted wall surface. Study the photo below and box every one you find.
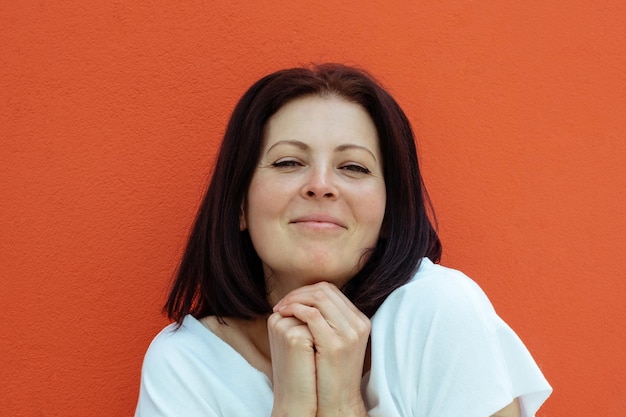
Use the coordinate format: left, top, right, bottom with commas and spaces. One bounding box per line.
2, 1, 624, 416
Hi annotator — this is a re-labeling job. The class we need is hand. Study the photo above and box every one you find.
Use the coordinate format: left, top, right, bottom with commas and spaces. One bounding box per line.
273, 282, 371, 417
267, 313, 318, 417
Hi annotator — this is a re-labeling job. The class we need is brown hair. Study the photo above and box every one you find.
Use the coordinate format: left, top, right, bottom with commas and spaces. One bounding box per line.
165, 63, 441, 322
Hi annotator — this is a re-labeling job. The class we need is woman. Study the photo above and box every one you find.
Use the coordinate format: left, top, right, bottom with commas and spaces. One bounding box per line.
135, 64, 551, 417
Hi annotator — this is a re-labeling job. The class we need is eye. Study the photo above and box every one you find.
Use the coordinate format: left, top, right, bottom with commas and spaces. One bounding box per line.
340, 164, 372, 174
271, 159, 303, 168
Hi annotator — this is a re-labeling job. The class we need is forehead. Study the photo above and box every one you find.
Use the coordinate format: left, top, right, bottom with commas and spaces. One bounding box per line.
263, 95, 380, 150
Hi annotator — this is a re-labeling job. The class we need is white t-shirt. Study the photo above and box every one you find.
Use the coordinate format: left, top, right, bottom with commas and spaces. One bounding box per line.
135, 259, 551, 416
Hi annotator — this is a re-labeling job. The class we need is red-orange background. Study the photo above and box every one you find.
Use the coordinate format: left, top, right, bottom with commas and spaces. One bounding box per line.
2, 1, 624, 416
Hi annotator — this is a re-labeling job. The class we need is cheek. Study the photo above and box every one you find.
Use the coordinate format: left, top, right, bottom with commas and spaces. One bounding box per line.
360, 188, 386, 239
373, 185, 387, 217
371, 206, 386, 238
244, 183, 279, 234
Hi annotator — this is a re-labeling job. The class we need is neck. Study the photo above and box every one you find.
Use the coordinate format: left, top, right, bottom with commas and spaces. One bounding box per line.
242, 315, 272, 361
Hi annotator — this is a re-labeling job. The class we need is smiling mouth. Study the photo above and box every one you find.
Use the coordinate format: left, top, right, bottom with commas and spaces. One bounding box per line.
292, 220, 343, 230
290, 215, 347, 230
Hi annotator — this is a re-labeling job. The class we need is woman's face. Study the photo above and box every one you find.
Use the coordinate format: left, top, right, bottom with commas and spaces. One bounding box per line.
242, 95, 386, 303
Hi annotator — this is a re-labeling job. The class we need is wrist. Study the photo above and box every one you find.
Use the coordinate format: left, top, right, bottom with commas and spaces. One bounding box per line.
317, 400, 369, 417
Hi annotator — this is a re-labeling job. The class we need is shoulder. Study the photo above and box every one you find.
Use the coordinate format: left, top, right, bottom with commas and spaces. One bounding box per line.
369, 258, 509, 371
142, 315, 211, 366
366, 260, 552, 417
136, 315, 236, 416
140, 315, 251, 382
374, 258, 496, 326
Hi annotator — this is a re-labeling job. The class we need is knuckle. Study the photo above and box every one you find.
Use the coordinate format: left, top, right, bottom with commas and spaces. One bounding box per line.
322, 339, 342, 354
310, 288, 329, 302
319, 281, 339, 293
284, 327, 310, 346
268, 314, 296, 334
317, 281, 334, 290
267, 312, 281, 327
345, 327, 361, 343
304, 306, 322, 321
357, 318, 371, 335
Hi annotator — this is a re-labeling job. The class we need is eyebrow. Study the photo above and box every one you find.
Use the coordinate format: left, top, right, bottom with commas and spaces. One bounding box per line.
267, 140, 378, 162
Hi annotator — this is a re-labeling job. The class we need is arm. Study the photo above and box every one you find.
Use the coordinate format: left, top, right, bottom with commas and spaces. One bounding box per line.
491, 398, 521, 417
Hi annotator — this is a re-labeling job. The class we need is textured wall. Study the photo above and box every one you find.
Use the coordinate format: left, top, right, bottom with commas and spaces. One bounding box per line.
1, 1, 624, 416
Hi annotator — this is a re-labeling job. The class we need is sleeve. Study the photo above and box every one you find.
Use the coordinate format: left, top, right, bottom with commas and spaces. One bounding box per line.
134, 327, 220, 417
365, 268, 552, 417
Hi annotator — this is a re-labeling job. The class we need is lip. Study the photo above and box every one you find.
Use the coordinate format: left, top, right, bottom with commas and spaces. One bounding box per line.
290, 214, 347, 229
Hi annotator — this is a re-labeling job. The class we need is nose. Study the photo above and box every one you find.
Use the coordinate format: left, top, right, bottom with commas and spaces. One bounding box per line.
302, 164, 338, 199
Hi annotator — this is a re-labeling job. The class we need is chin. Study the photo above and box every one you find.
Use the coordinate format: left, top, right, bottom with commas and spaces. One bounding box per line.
265, 266, 356, 304
295, 265, 356, 287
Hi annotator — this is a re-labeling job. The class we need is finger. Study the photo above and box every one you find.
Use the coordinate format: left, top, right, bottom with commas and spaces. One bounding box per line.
278, 303, 370, 357
276, 282, 363, 317
267, 313, 314, 349
278, 303, 334, 341
276, 294, 350, 334
275, 283, 368, 333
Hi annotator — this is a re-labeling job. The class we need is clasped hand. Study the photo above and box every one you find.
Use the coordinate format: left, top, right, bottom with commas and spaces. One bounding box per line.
268, 282, 371, 417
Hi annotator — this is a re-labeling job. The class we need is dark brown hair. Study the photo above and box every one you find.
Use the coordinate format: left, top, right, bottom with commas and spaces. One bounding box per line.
165, 63, 441, 322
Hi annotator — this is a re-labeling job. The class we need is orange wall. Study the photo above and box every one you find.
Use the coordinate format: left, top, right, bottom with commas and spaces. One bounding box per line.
2, 1, 624, 416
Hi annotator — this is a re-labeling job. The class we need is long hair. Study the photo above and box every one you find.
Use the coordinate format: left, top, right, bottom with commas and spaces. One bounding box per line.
165, 63, 441, 322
